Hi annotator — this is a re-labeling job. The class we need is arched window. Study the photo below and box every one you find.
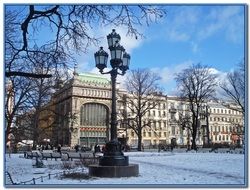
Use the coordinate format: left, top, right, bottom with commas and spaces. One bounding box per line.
80, 103, 108, 126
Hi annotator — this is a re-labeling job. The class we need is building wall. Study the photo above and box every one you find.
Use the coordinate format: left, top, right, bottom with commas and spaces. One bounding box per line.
51, 73, 244, 148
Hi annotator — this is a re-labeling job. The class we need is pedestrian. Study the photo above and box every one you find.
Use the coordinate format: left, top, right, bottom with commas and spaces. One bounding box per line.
57, 144, 61, 154
75, 144, 79, 152
101, 145, 106, 153
6, 144, 11, 158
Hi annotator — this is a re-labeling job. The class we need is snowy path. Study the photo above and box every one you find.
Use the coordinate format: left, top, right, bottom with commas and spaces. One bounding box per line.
130, 157, 244, 184
128, 152, 245, 184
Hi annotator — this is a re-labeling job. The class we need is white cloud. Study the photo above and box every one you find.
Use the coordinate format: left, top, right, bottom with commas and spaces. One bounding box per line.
197, 6, 244, 43
163, 6, 244, 53
150, 60, 194, 94
164, 6, 201, 42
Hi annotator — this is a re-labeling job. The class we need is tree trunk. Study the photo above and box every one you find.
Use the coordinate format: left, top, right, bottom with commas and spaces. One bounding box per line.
137, 130, 142, 151
191, 116, 197, 150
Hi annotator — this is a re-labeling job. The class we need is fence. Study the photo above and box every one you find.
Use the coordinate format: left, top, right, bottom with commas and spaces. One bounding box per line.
7, 168, 85, 185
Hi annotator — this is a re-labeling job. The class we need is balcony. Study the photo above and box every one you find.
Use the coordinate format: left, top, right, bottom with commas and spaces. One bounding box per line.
169, 107, 177, 113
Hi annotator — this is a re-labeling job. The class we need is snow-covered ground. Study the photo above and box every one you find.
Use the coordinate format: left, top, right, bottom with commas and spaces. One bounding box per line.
4, 151, 246, 188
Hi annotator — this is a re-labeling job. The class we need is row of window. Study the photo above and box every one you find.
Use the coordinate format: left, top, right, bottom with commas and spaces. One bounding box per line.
131, 131, 169, 138
81, 89, 110, 98
210, 117, 242, 123
80, 131, 106, 137
130, 131, 233, 142
213, 135, 231, 141
210, 108, 241, 115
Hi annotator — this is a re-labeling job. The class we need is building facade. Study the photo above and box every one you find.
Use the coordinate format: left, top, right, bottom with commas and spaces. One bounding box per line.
50, 73, 244, 148
52, 73, 112, 148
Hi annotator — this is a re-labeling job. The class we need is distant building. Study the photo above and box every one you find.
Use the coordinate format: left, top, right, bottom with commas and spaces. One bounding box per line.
47, 73, 244, 148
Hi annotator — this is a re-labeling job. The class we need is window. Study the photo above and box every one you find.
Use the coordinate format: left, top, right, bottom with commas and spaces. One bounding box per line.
163, 103, 166, 109
170, 103, 174, 108
171, 113, 175, 120
80, 103, 108, 126
171, 126, 175, 135
159, 122, 162, 129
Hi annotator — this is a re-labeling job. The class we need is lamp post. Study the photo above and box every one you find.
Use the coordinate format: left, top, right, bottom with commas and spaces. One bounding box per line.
94, 29, 130, 166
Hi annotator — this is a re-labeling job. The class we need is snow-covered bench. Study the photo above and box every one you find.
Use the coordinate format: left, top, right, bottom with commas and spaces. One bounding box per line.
196, 148, 211, 153
25, 151, 41, 159
41, 152, 62, 160
65, 152, 96, 161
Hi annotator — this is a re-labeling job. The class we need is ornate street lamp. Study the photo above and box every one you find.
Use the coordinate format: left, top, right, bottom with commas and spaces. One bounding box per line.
94, 29, 130, 166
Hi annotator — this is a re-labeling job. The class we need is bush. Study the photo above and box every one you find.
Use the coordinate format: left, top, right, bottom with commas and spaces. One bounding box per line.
61, 172, 90, 180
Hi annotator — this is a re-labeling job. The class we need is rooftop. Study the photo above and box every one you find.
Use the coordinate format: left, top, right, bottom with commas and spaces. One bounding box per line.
76, 73, 110, 85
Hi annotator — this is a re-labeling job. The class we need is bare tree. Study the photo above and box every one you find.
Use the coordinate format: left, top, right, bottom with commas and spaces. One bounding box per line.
176, 106, 193, 149
220, 61, 245, 114
5, 5, 166, 79
5, 77, 33, 143
123, 69, 162, 151
175, 63, 217, 150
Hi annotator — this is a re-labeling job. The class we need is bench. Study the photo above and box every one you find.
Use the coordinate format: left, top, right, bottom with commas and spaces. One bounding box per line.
41, 152, 52, 160
25, 151, 42, 159
196, 148, 211, 153
65, 152, 97, 161
51, 152, 62, 160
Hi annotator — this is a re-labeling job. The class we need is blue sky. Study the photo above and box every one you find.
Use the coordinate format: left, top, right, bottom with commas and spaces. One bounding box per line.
4, 4, 246, 95
75, 5, 245, 95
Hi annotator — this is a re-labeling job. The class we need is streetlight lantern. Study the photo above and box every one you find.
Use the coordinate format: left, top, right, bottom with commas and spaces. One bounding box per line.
109, 42, 125, 68
121, 51, 130, 72
107, 29, 121, 47
94, 47, 108, 72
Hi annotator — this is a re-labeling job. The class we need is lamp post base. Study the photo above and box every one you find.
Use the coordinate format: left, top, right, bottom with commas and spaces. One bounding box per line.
89, 164, 139, 178
99, 140, 128, 166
